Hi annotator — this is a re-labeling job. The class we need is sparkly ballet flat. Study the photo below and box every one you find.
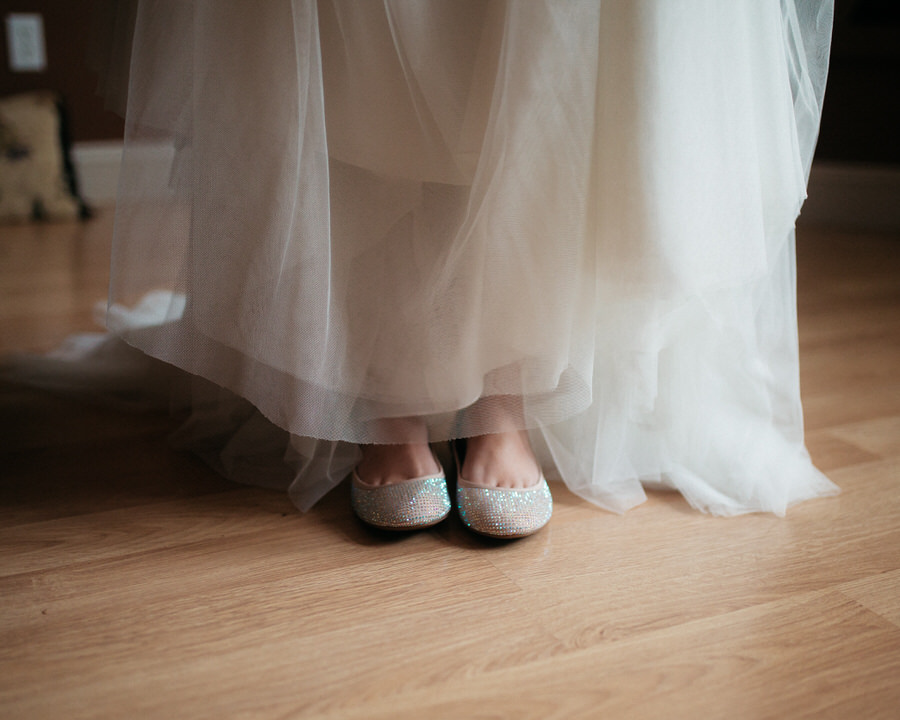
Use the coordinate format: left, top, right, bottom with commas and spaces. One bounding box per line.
454, 442, 553, 539
350, 462, 451, 531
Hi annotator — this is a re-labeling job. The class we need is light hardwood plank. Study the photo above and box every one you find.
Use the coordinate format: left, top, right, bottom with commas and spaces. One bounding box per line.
839, 569, 900, 629
1, 216, 899, 718
327, 590, 900, 720
805, 428, 881, 472
829, 416, 900, 459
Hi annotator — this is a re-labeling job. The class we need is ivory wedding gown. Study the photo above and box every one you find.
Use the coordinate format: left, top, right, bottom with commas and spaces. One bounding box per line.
96, 0, 839, 515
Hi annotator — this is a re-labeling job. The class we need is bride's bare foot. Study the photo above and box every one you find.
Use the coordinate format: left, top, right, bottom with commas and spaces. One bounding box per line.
461, 430, 541, 489
455, 429, 552, 538
356, 442, 441, 486
351, 419, 451, 531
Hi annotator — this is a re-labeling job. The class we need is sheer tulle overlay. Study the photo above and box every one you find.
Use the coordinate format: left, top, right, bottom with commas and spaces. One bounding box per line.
99, 0, 838, 514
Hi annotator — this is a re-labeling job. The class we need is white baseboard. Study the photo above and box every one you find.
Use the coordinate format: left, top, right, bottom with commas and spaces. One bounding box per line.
72, 144, 900, 233
801, 162, 900, 232
72, 140, 179, 206
71, 140, 123, 206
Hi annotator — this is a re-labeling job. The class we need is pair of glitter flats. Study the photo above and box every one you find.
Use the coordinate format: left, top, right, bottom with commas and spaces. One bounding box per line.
350, 442, 553, 538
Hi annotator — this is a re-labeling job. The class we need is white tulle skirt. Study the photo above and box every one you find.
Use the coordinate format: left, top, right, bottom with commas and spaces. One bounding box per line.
100, 0, 839, 515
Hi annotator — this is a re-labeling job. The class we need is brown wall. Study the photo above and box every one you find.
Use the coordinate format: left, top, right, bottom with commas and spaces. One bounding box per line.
816, 0, 900, 164
0, 0, 124, 142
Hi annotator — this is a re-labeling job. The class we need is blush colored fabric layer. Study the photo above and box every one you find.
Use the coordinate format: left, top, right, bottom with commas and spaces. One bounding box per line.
102, 0, 839, 515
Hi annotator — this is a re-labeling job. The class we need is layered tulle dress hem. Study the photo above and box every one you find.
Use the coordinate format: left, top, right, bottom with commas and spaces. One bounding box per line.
85, 0, 840, 515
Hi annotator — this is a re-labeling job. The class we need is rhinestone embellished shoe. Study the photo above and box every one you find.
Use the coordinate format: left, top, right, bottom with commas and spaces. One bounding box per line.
454, 440, 553, 539
350, 459, 451, 531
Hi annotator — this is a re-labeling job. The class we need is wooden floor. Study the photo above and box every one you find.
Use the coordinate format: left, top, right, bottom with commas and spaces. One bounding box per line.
1, 212, 898, 719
